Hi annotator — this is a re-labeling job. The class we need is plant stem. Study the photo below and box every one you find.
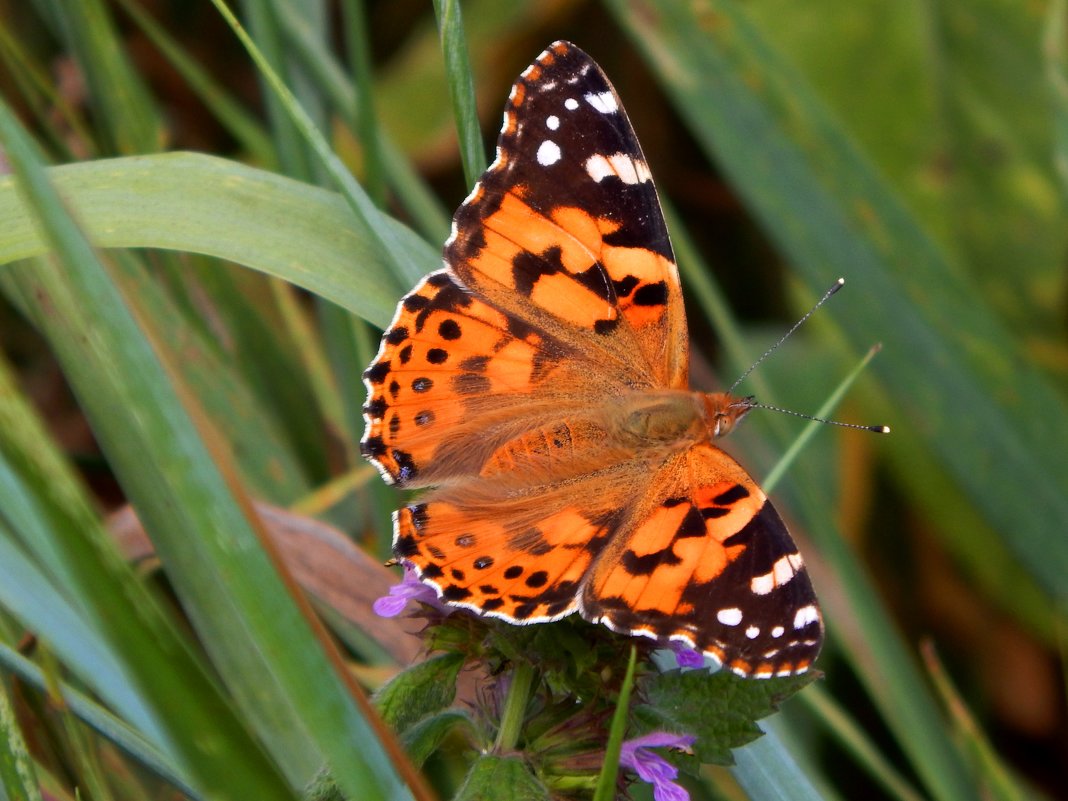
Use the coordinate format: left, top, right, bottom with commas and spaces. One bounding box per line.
495, 660, 535, 752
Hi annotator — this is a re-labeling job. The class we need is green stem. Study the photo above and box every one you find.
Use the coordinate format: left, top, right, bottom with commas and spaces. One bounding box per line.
494, 661, 535, 753
593, 645, 638, 801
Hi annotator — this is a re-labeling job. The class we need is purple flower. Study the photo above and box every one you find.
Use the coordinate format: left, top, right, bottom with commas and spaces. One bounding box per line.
620, 731, 696, 801
373, 564, 442, 617
670, 642, 705, 669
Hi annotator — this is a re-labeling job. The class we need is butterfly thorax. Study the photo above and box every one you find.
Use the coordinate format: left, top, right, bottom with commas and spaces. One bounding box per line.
608, 390, 753, 448
476, 391, 751, 483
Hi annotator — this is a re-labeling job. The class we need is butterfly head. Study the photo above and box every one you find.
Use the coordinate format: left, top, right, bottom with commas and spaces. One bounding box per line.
701, 392, 755, 439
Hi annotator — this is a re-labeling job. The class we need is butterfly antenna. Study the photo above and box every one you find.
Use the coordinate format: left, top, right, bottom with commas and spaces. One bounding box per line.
728, 278, 845, 394
747, 401, 890, 433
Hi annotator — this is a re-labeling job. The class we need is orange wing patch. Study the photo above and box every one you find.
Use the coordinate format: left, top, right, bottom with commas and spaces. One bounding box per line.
396, 497, 617, 623
362, 271, 551, 487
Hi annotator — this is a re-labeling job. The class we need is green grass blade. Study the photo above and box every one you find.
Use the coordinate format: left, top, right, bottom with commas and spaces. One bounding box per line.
0, 99, 419, 799
0, 97, 300, 800
801, 687, 925, 801
761, 344, 884, 493
592, 645, 637, 801
922, 644, 1044, 801
0, 679, 43, 801
433, 0, 487, 185
731, 722, 827, 801
340, 0, 387, 203
0, 153, 436, 327
276, 0, 450, 240
36, 0, 162, 153
240, 0, 317, 178
211, 0, 428, 286
1046, 0, 1068, 196
112, 0, 275, 163
0, 643, 200, 799
0, 513, 163, 747
114, 252, 316, 497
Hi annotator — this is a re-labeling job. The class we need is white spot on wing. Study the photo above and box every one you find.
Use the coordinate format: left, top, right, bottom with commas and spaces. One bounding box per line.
717, 607, 743, 626
750, 573, 775, 596
585, 91, 618, 114
584, 153, 652, 185
793, 604, 820, 630
585, 154, 613, 183
537, 140, 561, 166
564, 98, 579, 111
771, 625, 785, 638
750, 552, 804, 595
745, 626, 760, 639
546, 115, 560, 130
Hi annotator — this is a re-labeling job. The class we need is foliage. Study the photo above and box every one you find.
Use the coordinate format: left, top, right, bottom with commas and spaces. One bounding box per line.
0, 1, 1063, 800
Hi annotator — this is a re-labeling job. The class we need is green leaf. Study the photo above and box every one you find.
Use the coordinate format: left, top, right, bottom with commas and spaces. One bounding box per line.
454, 756, 550, 801
0, 98, 299, 800
40, 0, 163, 154
0, 680, 43, 801
1047, 0, 1068, 196
402, 710, 474, 769
374, 652, 465, 734
433, 0, 486, 186
0, 523, 165, 750
0, 153, 436, 328
731, 720, 829, 801
638, 670, 817, 766
0, 96, 415, 800
0, 642, 199, 799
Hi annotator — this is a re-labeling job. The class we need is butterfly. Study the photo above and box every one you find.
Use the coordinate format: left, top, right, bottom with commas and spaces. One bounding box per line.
361, 41, 823, 678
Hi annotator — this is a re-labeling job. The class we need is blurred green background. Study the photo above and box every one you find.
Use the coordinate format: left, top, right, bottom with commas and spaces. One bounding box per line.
0, 1, 1065, 800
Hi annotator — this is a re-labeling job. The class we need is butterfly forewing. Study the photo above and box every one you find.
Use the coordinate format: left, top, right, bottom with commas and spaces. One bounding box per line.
447, 40, 689, 389
362, 41, 824, 678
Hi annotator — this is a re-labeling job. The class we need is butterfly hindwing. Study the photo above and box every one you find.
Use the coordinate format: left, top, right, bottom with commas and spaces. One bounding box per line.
582, 444, 822, 677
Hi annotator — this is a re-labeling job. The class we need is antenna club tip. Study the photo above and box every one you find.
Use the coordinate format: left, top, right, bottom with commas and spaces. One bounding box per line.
836, 277, 845, 285
874, 425, 891, 433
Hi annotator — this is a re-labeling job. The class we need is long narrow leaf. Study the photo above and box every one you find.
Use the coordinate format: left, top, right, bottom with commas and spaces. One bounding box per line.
0, 153, 433, 326
0, 99, 300, 801
0, 680, 43, 801
0, 99, 418, 799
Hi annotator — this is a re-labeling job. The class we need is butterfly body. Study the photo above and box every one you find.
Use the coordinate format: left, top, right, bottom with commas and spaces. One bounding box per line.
362, 41, 823, 678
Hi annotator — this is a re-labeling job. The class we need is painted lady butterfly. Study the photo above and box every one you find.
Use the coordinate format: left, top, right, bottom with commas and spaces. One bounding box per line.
362, 41, 823, 677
